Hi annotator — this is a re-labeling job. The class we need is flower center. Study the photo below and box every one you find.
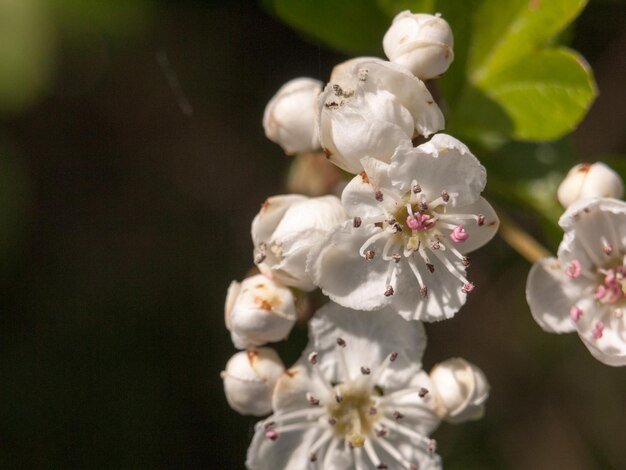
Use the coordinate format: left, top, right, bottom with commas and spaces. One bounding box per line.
326, 384, 378, 447
595, 266, 626, 304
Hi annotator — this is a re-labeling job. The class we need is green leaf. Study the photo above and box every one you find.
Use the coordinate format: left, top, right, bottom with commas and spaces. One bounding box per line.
375, 0, 436, 17
469, 0, 587, 82
478, 48, 596, 140
262, 0, 390, 54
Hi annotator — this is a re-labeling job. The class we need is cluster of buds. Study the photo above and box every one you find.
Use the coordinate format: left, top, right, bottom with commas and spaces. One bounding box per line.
221, 10, 498, 468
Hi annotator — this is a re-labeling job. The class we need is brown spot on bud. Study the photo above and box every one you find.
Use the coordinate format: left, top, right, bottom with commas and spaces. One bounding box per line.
259, 299, 272, 310
323, 148, 332, 159
359, 171, 369, 184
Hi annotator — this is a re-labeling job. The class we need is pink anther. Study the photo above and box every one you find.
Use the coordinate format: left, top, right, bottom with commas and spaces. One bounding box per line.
565, 260, 581, 278
450, 225, 469, 243
569, 305, 583, 322
406, 213, 435, 231
592, 322, 604, 340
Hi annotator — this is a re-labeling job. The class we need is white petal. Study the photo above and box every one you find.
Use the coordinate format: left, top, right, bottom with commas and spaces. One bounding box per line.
307, 223, 391, 311
341, 171, 386, 220
358, 60, 445, 136
246, 422, 325, 470
308, 303, 427, 390
579, 326, 626, 367
390, 134, 486, 207
251, 195, 308, 245
526, 257, 580, 333
392, 255, 467, 322
452, 197, 499, 254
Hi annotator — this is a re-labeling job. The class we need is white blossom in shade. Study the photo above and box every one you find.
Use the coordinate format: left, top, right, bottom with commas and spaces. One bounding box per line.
307, 134, 499, 322
318, 58, 445, 174
246, 303, 443, 470
429, 358, 489, 424
222, 348, 285, 416
225, 274, 297, 349
263, 77, 323, 155
252, 194, 346, 291
526, 198, 626, 366
383, 11, 454, 80
557, 162, 624, 209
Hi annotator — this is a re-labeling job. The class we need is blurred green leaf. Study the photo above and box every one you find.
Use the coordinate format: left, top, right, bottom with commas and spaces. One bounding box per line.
0, 0, 56, 114
462, 0, 597, 141
472, 48, 596, 141
261, 0, 389, 54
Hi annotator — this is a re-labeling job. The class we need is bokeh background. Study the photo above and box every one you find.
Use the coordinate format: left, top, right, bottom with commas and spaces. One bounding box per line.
0, 0, 625, 468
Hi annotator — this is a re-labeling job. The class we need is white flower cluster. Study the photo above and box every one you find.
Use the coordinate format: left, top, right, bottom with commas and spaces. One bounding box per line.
221, 11, 497, 468
527, 163, 626, 366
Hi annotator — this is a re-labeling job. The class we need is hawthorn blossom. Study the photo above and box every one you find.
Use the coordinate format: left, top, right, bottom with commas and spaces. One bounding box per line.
308, 134, 499, 322
526, 197, 626, 366
318, 58, 444, 174
252, 194, 346, 291
246, 303, 442, 469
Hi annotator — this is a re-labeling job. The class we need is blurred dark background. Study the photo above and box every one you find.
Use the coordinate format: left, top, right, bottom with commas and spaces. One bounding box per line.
0, 0, 624, 468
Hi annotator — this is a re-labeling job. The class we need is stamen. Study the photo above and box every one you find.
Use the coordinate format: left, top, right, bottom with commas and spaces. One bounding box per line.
421, 286, 428, 298
380, 417, 434, 450
374, 434, 418, 470
365, 250, 376, 260
392, 411, 404, 420
570, 305, 583, 322
412, 181, 421, 194
477, 214, 485, 226
353, 217, 362, 228
308, 351, 318, 365
359, 230, 388, 258
265, 430, 279, 441
375, 190, 384, 202
364, 439, 386, 469
592, 322, 604, 340
565, 260, 582, 278
337, 337, 347, 348
450, 225, 469, 243
361, 366, 371, 375
441, 190, 450, 202
306, 430, 333, 464
462, 282, 475, 293
430, 247, 471, 286
306, 392, 320, 406
406, 256, 425, 292
419, 388, 429, 398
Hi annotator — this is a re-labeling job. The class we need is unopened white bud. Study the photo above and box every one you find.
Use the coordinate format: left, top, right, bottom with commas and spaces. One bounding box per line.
383, 11, 454, 80
430, 358, 489, 424
225, 274, 297, 349
557, 162, 624, 208
252, 194, 346, 291
221, 348, 284, 416
263, 77, 322, 155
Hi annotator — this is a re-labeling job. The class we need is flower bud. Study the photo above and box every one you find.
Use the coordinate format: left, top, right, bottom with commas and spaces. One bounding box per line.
430, 358, 489, 424
221, 348, 284, 416
225, 274, 297, 349
252, 194, 346, 291
383, 11, 454, 80
286, 151, 343, 197
318, 59, 444, 174
263, 77, 322, 155
557, 162, 624, 208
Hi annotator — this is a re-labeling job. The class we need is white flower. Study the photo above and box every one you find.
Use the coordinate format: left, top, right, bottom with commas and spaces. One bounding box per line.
246, 303, 442, 470
225, 273, 297, 349
526, 197, 626, 366
308, 134, 499, 322
252, 194, 346, 291
430, 358, 489, 424
263, 77, 323, 155
222, 348, 285, 416
318, 58, 445, 174
557, 162, 624, 208
383, 11, 454, 80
